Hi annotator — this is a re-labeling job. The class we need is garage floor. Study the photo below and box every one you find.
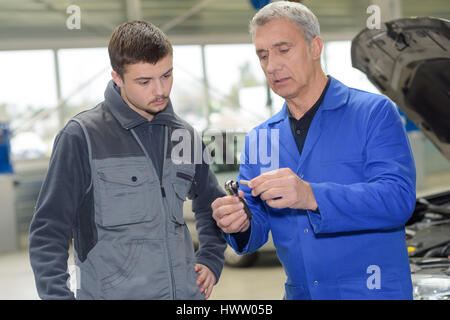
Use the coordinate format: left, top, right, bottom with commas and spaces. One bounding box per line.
0, 248, 285, 300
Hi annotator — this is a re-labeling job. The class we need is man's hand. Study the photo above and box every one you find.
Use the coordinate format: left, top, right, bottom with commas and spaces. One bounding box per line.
249, 168, 318, 210
211, 191, 250, 234
195, 264, 216, 299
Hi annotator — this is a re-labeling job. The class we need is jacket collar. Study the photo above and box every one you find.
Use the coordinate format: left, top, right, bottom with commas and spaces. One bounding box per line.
104, 80, 185, 130
264, 76, 350, 172
267, 76, 349, 126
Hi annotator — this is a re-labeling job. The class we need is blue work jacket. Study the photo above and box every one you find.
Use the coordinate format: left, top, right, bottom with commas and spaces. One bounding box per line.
225, 77, 416, 300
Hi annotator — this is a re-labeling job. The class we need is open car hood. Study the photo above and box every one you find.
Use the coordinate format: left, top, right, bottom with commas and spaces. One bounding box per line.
351, 17, 450, 160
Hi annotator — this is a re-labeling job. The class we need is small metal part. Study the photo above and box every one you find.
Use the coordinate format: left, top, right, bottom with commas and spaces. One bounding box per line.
224, 180, 252, 220
224, 180, 239, 196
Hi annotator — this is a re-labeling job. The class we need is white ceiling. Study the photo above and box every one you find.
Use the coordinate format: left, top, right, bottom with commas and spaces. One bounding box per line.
0, 0, 448, 50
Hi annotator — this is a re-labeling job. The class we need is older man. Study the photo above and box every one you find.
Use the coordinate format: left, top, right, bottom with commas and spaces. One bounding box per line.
212, 1, 416, 299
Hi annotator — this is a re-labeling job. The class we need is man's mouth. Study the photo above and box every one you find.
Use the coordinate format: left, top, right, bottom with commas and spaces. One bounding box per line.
273, 77, 290, 85
152, 97, 167, 105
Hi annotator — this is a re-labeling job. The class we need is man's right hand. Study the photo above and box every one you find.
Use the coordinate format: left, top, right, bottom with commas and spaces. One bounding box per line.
211, 190, 250, 234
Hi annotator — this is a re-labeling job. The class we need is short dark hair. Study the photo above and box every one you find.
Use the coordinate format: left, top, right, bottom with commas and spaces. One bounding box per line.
108, 20, 173, 78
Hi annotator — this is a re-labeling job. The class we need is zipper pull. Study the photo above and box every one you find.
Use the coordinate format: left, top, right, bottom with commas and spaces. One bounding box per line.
161, 186, 166, 197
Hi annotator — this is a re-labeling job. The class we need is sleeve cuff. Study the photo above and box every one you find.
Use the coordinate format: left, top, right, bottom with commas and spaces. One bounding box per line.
307, 182, 326, 233
231, 227, 251, 251
307, 208, 323, 233
223, 224, 252, 254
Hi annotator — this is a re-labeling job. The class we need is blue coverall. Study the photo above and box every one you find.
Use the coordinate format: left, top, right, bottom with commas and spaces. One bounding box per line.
225, 77, 416, 299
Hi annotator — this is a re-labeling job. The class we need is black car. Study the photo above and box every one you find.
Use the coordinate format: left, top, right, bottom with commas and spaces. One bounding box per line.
183, 130, 276, 268
352, 16, 450, 300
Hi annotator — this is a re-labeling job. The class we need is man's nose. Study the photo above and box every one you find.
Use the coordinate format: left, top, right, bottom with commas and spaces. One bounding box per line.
265, 54, 282, 75
152, 80, 164, 96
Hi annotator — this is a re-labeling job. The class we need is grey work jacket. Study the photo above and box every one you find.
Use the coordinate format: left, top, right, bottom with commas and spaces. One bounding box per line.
29, 80, 226, 300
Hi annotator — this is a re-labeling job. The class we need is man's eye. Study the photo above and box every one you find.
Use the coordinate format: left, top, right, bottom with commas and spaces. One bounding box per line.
280, 48, 290, 53
139, 81, 148, 86
163, 73, 172, 79
259, 55, 268, 61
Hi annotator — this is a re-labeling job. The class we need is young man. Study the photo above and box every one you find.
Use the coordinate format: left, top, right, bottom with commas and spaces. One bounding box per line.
29, 21, 226, 300
212, 2, 416, 299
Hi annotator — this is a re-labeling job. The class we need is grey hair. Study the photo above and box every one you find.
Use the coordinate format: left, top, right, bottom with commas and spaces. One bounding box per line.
249, 1, 320, 44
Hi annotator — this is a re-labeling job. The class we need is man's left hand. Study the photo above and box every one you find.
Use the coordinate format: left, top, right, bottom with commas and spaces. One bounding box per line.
249, 168, 318, 210
194, 264, 216, 299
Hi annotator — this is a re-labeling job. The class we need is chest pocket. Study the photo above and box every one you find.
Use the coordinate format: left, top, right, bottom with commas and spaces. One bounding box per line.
169, 164, 195, 224
96, 166, 159, 227
173, 171, 194, 199
171, 163, 195, 199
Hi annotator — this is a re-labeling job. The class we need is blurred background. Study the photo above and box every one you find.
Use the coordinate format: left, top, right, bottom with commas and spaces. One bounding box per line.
0, 0, 449, 300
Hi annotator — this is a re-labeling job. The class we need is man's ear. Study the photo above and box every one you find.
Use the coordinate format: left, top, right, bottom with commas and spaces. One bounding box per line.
111, 70, 124, 87
309, 36, 323, 61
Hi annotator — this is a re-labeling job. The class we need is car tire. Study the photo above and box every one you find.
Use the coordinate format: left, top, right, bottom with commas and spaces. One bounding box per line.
224, 245, 259, 268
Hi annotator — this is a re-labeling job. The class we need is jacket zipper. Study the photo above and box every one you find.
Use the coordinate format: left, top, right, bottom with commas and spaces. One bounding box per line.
161, 178, 176, 299
160, 183, 166, 197
130, 127, 176, 299
162, 128, 176, 299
